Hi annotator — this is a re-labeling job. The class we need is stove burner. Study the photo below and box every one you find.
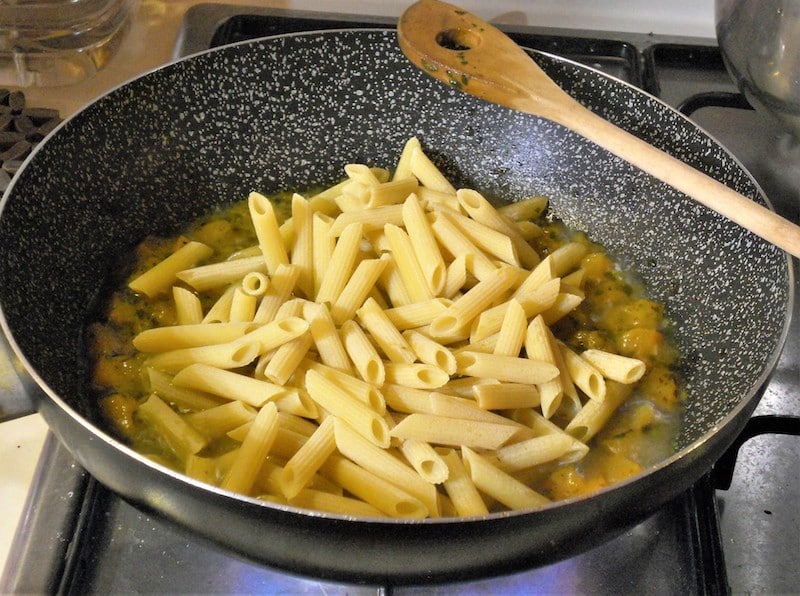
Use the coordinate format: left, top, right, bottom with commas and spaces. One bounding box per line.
0, 89, 61, 191
677, 91, 753, 116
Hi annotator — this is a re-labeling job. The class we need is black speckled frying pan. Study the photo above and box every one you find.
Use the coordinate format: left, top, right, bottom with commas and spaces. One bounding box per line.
0, 30, 792, 583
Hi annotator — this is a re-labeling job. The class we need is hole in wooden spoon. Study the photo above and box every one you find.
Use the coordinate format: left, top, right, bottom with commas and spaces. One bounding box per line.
436, 28, 480, 51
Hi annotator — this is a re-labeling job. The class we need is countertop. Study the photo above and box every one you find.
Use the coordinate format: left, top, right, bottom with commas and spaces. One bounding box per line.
0, 0, 717, 579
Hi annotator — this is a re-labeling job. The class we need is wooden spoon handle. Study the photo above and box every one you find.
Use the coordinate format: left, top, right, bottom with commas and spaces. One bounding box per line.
399, 0, 800, 258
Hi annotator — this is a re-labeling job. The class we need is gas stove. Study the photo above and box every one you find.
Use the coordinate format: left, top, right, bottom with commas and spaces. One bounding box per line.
2, 5, 798, 594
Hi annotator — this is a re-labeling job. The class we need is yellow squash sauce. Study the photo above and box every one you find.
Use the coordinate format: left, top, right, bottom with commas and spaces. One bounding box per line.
87, 192, 682, 511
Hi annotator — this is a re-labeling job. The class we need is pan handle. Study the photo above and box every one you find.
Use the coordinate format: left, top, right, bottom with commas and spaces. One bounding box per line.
0, 333, 38, 422
711, 415, 800, 490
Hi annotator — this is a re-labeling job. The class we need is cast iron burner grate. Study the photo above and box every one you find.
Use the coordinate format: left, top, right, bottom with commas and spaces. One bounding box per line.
0, 89, 61, 192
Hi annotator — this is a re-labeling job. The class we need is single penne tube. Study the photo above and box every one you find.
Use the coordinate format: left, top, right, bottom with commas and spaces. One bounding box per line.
376, 252, 414, 307
461, 446, 550, 510
328, 204, 404, 236
430, 211, 498, 281
511, 255, 556, 299
145, 340, 260, 373
409, 144, 456, 193
473, 382, 541, 410
133, 322, 253, 353
137, 393, 208, 459
472, 277, 561, 342
229, 287, 257, 322
304, 369, 390, 448
230, 316, 310, 355
222, 402, 280, 494
241, 271, 270, 297
492, 434, 589, 472
402, 329, 456, 375
382, 383, 436, 415
280, 416, 337, 499
580, 349, 647, 384
439, 376, 498, 399
566, 381, 634, 442
445, 209, 520, 266
319, 454, 427, 519
249, 191, 289, 275
202, 284, 237, 324
456, 189, 540, 269
384, 223, 434, 302
146, 368, 222, 411
172, 363, 293, 408
443, 254, 468, 299
513, 220, 541, 241
428, 393, 532, 438
383, 362, 449, 389
262, 331, 314, 385
304, 301, 353, 374
559, 342, 606, 402
398, 438, 449, 484
402, 193, 446, 295
392, 136, 420, 182
129, 240, 213, 297
541, 292, 584, 325
415, 186, 461, 212
524, 315, 563, 419
253, 263, 300, 324
437, 447, 488, 516
429, 266, 519, 337
303, 359, 386, 414
275, 387, 319, 419
177, 255, 267, 292
288, 488, 384, 517
493, 299, 527, 356
330, 257, 389, 325
497, 195, 549, 222
315, 222, 363, 305
172, 286, 203, 325
385, 298, 452, 330
340, 319, 385, 386
333, 419, 440, 516
356, 297, 416, 364
345, 163, 382, 186
455, 351, 559, 385
186, 400, 257, 439
312, 212, 335, 297
389, 413, 518, 450
548, 242, 589, 277
368, 177, 419, 208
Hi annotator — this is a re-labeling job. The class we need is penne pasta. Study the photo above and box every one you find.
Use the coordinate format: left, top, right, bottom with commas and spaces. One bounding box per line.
461, 447, 550, 510
437, 447, 488, 516
389, 413, 519, 450
172, 286, 203, 325
280, 416, 336, 499
580, 349, 647, 384
402, 193, 447, 295
177, 255, 267, 292
249, 191, 289, 275
340, 320, 385, 386
129, 240, 213, 297
173, 363, 294, 408
222, 402, 280, 494
304, 369, 390, 448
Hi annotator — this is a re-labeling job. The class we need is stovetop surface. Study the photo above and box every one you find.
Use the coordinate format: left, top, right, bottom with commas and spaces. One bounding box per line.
3, 6, 798, 595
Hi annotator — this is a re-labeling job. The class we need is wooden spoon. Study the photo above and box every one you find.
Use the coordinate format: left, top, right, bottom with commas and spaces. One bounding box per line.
398, 0, 800, 258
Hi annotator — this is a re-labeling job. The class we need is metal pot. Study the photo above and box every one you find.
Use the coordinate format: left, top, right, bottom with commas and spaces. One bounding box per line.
0, 30, 792, 583
716, 0, 800, 138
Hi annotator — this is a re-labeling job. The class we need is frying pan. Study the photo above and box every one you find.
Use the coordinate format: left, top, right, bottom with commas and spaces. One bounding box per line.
0, 29, 792, 583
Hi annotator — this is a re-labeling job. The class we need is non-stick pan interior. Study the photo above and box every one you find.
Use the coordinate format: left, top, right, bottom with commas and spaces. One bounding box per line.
0, 29, 790, 458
